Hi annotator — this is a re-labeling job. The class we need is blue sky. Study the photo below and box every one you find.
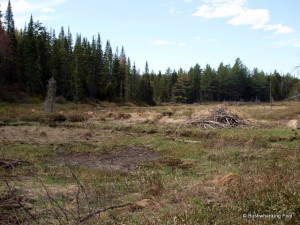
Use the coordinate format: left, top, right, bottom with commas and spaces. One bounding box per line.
1, 0, 300, 76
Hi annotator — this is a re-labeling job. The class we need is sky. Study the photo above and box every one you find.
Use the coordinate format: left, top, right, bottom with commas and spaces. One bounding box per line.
1, 0, 300, 76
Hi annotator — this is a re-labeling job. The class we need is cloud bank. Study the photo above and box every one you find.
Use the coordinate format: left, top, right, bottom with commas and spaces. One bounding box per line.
192, 0, 294, 34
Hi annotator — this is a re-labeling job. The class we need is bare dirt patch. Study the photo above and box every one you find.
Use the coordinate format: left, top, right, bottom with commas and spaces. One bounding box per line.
57, 147, 161, 172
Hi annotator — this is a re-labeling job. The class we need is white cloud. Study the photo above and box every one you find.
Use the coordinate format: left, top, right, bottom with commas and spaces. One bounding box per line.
151, 40, 186, 47
192, 0, 294, 35
192, 0, 245, 18
185, 0, 193, 2
227, 8, 270, 29
265, 24, 294, 34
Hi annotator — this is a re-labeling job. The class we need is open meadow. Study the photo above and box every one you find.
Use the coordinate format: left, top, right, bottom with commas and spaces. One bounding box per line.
0, 101, 299, 224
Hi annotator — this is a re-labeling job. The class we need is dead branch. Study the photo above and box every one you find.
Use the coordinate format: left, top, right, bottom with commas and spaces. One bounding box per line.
76, 203, 131, 224
188, 107, 246, 129
0, 158, 31, 169
4, 179, 40, 225
36, 177, 71, 223
62, 153, 92, 216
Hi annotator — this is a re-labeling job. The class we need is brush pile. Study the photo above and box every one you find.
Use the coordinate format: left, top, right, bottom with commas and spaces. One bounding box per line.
189, 107, 246, 129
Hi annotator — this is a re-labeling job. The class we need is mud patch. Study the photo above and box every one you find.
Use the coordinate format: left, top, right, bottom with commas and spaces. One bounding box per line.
57, 147, 161, 172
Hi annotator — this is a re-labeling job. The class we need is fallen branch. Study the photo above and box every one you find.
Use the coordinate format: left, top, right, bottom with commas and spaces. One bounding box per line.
76, 203, 131, 224
0, 158, 31, 169
173, 139, 202, 144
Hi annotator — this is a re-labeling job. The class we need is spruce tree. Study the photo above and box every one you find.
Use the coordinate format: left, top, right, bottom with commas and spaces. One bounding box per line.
231, 58, 249, 101
119, 46, 126, 98
0, 3, 3, 30
201, 64, 218, 101
188, 63, 201, 103
0, 4, 3, 86
131, 62, 139, 100
5, 0, 15, 35
21, 15, 42, 93
71, 34, 85, 101
95, 34, 103, 98
152, 71, 162, 104
103, 40, 113, 98
137, 61, 153, 104
125, 57, 133, 100
217, 63, 231, 101
173, 73, 189, 103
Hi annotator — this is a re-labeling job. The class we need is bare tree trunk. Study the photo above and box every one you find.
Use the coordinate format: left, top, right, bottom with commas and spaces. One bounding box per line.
44, 77, 57, 113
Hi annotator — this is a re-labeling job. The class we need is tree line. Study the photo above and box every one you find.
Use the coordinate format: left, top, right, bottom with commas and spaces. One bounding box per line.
0, 0, 299, 104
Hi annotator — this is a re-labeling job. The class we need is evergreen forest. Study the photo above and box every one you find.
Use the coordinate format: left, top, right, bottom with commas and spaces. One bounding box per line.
1, 0, 299, 105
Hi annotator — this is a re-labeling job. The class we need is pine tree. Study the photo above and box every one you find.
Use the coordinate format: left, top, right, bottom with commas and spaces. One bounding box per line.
0, 0, 17, 86
102, 40, 113, 99
86, 36, 98, 98
137, 61, 153, 104
217, 63, 231, 101
111, 48, 121, 100
131, 62, 139, 100
201, 64, 217, 101
173, 72, 189, 103
95, 34, 103, 98
152, 71, 162, 104
5, 0, 15, 36
0, 3, 3, 30
0, 4, 3, 87
230, 58, 249, 101
251, 68, 268, 101
21, 15, 44, 93
125, 57, 133, 101
159, 71, 172, 102
188, 63, 201, 103
71, 34, 85, 101
50, 27, 72, 98
119, 46, 126, 98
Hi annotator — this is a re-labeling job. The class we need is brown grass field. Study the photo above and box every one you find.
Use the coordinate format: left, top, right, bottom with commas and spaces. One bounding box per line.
0, 101, 299, 224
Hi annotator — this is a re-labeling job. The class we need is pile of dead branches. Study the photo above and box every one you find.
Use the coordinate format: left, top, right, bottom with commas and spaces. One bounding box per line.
189, 107, 246, 129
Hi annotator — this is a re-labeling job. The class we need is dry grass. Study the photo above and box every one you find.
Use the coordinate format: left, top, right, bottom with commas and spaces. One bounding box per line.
0, 101, 299, 224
